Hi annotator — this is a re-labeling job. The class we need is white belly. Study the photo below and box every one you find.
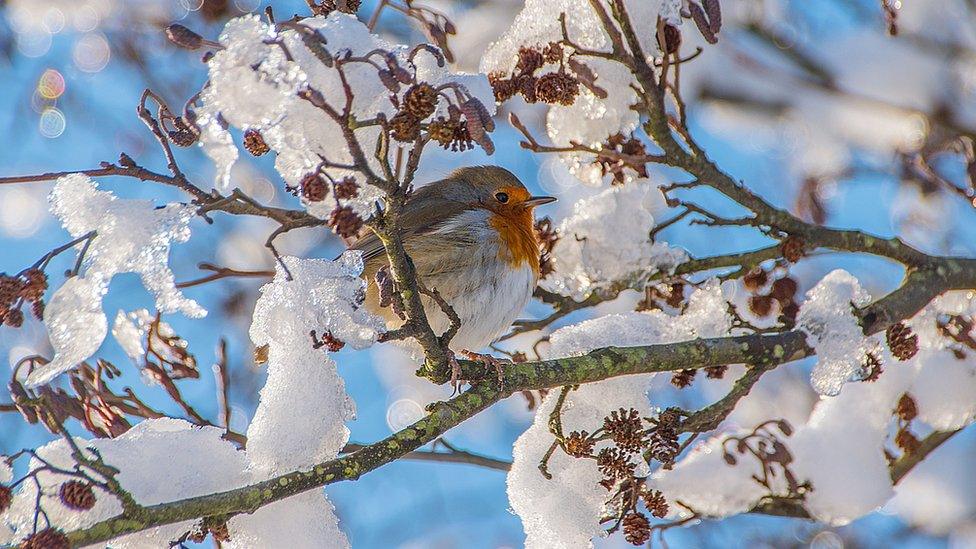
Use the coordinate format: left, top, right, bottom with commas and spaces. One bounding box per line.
422, 259, 536, 352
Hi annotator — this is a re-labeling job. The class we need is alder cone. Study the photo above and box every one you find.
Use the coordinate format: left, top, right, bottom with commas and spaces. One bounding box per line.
886, 322, 919, 361
622, 512, 651, 545
59, 480, 97, 511
20, 529, 70, 549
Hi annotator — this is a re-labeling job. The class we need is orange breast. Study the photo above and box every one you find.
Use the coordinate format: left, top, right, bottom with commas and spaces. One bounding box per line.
489, 209, 540, 274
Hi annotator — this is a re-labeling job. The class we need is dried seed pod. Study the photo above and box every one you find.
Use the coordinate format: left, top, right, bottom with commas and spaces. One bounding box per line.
59, 480, 96, 511
742, 267, 768, 292
543, 42, 563, 63
648, 425, 679, 467
243, 129, 270, 156
862, 351, 883, 382
0, 484, 11, 514
402, 83, 438, 119
769, 277, 798, 303
896, 393, 918, 422
603, 408, 645, 453
781, 236, 805, 263
389, 111, 421, 142
20, 528, 70, 549
887, 322, 919, 361
642, 488, 670, 518
564, 430, 595, 457
670, 368, 696, 388
748, 294, 774, 317
4, 308, 24, 328
515, 47, 544, 75
517, 74, 538, 103
895, 428, 920, 454
488, 74, 518, 103
596, 447, 636, 479
300, 173, 328, 202
779, 301, 800, 324
333, 177, 359, 200
705, 365, 728, 379
622, 512, 651, 545
328, 206, 364, 238
535, 71, 580, 105
427, 117, 457, 146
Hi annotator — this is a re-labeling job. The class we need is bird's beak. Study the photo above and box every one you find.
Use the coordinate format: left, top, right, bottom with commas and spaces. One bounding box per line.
525, 195, 557, 207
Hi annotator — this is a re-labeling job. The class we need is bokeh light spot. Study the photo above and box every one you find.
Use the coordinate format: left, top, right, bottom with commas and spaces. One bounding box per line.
16, 32, 52, 58
386, 398, 424, 431
73, 32, 111, 73
37, 69, 65, 100
39, 107, 66, 139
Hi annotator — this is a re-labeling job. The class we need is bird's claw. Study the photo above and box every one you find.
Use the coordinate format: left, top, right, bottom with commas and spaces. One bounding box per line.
460, 350, 509, 387
448, 351, 462, 395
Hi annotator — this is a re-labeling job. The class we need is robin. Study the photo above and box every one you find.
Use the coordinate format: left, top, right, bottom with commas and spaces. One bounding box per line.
351, 166, 555, 355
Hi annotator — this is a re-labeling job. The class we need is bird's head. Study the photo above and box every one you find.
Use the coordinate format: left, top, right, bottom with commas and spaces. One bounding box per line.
443, 166, 556, 217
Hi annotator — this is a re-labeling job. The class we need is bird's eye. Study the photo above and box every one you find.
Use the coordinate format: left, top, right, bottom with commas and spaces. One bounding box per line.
495, 191, 509, 203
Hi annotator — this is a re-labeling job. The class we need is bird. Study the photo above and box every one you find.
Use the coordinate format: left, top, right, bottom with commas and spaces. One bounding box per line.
351, 165, 555, 356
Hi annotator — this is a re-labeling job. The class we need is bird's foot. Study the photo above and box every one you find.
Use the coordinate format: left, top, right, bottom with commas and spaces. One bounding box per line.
460, 350, 510, 387
447, 351, 463, 395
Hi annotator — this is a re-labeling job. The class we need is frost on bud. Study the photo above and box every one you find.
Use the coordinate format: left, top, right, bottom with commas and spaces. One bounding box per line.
886, 321, 919, 361
243, 129, 270, 156
167, 117, 199, 147
459, 99, 495, 154
166, 24, 204, 50
20, 528, 70, 549
59, 480, 96, 511
688, 1, 719, 44
659, 24, 682, 54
